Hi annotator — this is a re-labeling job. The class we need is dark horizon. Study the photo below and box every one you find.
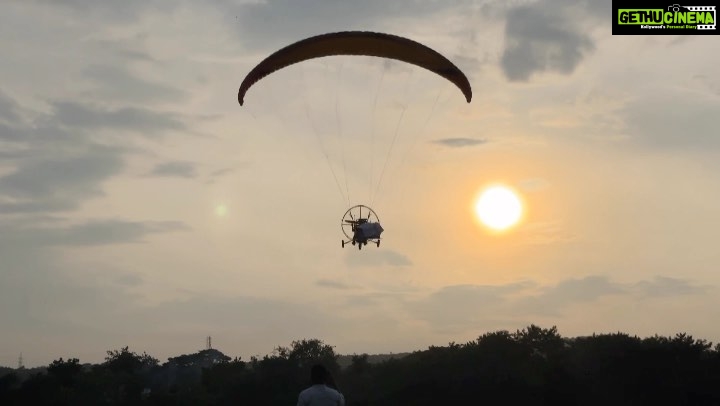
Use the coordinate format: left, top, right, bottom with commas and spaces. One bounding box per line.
3, 325, 720, 404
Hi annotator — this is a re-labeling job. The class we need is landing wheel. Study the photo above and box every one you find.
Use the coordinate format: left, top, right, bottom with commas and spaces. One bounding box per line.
342, 240, 345, 248
376, 240, 380, 247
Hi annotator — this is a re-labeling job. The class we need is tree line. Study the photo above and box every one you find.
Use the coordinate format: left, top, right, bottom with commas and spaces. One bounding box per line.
1, 325, 719, 405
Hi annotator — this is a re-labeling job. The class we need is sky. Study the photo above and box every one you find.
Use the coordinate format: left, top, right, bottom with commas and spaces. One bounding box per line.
1, 0, 719, 367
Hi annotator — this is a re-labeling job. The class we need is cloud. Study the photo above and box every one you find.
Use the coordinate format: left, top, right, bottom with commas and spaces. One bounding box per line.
0, 106, 83, 147
0, 91, 21, 123
500, 0, 597, 81
148, 161, 198, 178
688, 74, 720, 97
517, 276, 625, 315
344, 249, 412, 267
343, 295, 379, 306
0, 215, 186, 356
82, 65, 185, 103
515, 222, 577, 246
407, 275, 710, 333
0, 93, 194, 215
0, 261, 143, 338
204, 166, 242, 185
0, 144, 124, 214
114, 273, 144, 287
2, 219, 188, 248
121, 294, 348, 343
233, 0, 471, 50
88, 40, 158, 64
209, 167, 235, 178
407, 282, 534, 333
0, 199, 78, 215
518, 178, 550, 192
418, 282, 532, 310
316, 278, 356, 290
621, 88, 720, 150
433, 137, 487, 148
51, 101, 185, 134
0, 146, 121, 199
28, 0, 177, 22
633, 276, 709, 297
0, 217, 187, 350
0, 231, 398, 363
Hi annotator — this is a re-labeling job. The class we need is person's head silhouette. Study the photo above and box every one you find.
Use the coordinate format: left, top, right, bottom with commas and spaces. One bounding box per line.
311, 364, 328, 385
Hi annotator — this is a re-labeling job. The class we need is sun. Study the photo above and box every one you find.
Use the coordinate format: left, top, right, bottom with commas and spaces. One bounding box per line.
474, 185, 523, 231
215, 204, 228, 217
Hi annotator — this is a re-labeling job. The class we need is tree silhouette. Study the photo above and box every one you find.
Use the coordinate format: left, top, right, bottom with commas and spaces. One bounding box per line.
2, 326, 720, 405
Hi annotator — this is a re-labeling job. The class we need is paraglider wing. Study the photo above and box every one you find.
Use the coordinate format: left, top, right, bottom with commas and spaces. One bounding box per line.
238, 31, 472, 105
